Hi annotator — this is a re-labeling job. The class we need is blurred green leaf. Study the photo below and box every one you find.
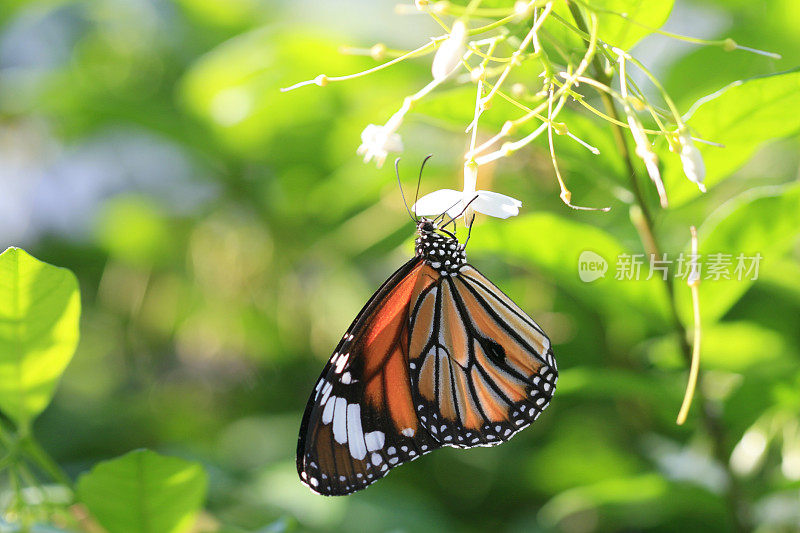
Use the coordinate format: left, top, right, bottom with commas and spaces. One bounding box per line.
528, 416, 645, 494
666, 69, 800, 205
539, 473, 669, 526
470, 212, 668, 322
180, 29, 372, 160
557, 367, 678, 403
77, 449, 208, 533
675, 183, 800, 325
0, 248, 80, 428
415, 85, 512, 131
648, 322, 785, 372
591, 0, 674, 50
95, 196, 173, 267
176, 0, 268, 29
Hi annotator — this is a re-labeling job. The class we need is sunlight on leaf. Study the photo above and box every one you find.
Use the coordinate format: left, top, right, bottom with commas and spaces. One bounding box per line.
469, 213, 668, 322
77, 449, 208, 533
666, 69, 800, 205
180, 29, 369, 159
675, 183, 800, 325
593, 0, 674, 51
0, 248, 80, 428
648, 321, 785, 372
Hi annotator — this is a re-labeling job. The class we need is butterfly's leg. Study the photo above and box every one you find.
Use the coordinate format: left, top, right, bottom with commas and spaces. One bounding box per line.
463, 214, 476, 248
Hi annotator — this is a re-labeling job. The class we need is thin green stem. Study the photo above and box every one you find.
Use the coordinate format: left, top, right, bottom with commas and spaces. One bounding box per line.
20, 436, 73, 492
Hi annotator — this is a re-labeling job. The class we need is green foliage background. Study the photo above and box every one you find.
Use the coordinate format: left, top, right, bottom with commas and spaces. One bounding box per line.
0, 0, 799, 531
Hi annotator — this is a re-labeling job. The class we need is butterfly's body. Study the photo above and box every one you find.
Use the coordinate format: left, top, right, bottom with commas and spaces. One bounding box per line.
297, 219, 557, 496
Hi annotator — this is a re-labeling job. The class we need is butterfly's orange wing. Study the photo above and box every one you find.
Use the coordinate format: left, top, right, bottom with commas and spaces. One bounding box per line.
408, 265, 557, 448
297, 258, 441, 496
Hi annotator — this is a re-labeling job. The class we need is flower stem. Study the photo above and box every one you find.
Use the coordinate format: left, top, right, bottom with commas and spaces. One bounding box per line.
567, 2, 750, 531
677, 226, 702, 425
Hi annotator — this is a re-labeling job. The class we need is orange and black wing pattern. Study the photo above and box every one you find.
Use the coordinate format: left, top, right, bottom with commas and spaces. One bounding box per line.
297, 257, 442, 496
408, 263, 557, 448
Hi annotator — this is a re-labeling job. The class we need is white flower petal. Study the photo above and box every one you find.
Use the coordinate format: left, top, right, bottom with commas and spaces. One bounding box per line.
412, 189, 463, 216
473, 190, 522, 219
475, 190, 522, 207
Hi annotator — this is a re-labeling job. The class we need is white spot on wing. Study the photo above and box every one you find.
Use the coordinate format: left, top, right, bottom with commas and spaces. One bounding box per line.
365, 431, 385, 451
320, 381, 333, 405
346, 403, 367, 460
401, 428, 415, 437
322, 395, 335, 424
371, 452, 383, 466
335, 354, 349, 374
333, 397, 348, 444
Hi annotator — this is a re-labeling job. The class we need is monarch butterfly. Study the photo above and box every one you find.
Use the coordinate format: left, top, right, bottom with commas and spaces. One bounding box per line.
297, 198, 557, 496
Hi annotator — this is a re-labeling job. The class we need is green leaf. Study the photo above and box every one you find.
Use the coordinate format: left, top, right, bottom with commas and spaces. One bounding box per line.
648, 322, 786, 372
469, 212, 669, 323
590, 0, 674, 51
665, 69, 800, 205
675, 183, 800, 325
557, 367, 678, 403
179, 29, 384, 160
77, 449, 208, 533
0, 247, 80, 428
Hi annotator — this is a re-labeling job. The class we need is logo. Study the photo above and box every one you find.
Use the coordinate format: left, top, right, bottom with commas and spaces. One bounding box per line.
578, 251, 607, 282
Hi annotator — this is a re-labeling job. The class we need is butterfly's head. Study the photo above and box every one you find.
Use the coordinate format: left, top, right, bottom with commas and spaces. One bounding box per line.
416, 217, 437, 235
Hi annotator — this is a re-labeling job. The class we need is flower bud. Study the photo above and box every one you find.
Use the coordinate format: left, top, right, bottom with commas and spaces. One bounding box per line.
679, 130, 706, 192
432, 21, 467, 82
370, 43, 386, 61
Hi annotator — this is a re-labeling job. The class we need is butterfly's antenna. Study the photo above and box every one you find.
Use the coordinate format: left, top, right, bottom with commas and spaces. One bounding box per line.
432, 194, 479, 240
413, 154, 433, 220
395, 158, 416, 223
439, 194, 480, 229
432, 194, 463, 225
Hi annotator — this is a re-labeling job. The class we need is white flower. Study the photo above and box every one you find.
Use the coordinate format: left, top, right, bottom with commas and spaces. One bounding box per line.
431, 21, 467, 82
413, 162, 521, 220
356, 124, 403, 168
678, 130, 706, 192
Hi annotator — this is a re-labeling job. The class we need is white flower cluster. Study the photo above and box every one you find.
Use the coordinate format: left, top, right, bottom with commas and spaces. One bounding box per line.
278, 0, 767, 223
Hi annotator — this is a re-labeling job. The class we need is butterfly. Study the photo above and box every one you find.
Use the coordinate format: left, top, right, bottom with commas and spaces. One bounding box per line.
297, 214, 557, 496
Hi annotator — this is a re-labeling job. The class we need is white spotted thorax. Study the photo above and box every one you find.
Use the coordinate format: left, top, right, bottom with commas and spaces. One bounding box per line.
414, 218, 466, 276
